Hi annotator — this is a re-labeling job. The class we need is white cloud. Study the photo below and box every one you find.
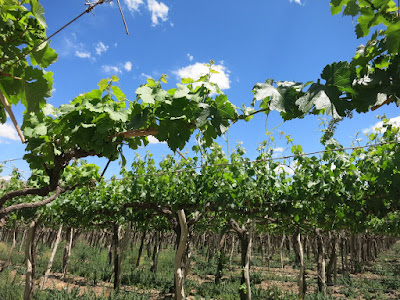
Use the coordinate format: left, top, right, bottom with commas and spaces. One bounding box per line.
75, 50, 91, 59
290, 0, 302, 4
0, 175, 11, 182
124, 0, 144, 12
0, 123, 19, 141
102, 61, 131, 74
102, 65, 122, 74
147, 0, 169, 26
363, 116, 400, 134
124, 61, 132, 71
187, 53, 194, 62
273, 147, 285, 153
124, 0, 169, 26
147, 135, 166, 144
95, 41, 109, 55
141, 73, 152, 79
174, 62, 231, 90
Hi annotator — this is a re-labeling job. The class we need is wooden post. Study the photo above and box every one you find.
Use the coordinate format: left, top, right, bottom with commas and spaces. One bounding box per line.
40, 225, 63, 289
297, 231, 306, 299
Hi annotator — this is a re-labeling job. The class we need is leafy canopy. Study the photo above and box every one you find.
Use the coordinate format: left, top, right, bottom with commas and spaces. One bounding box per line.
252, 0, 400, 120
0, 0, 57, 122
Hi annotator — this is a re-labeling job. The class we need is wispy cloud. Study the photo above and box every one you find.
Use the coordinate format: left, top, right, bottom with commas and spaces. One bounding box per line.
174, 62, 231, 90
141, 73, 152, 79
187, 53, 194, 62
75, 50, 91, 59
102, 61, 133, 74
363, 116, 400, 134
0, 123, 19, 141
147, 0, 169, 26
124, 0, 144, 12
124, 0, 169, 26
289, 0, 302, 4
102, 65, 122, 74
95, 41, 109, 55
124, 61, 132, 71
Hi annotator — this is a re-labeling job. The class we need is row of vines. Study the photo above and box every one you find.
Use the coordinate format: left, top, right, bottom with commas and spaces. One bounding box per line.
1, 0, 400, 299
1, 121, 399, 299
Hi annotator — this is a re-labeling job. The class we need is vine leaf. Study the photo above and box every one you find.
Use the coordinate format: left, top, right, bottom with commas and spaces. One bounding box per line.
136, 86, 154, 104
252, 80, 304, 120
30, 0, 47, 28
31, 42, 58, 68
385, 21, 400, 54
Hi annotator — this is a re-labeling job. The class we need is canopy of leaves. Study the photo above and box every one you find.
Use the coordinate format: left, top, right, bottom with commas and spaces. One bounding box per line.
0, 0, 57, 121
252, 0, 400, 120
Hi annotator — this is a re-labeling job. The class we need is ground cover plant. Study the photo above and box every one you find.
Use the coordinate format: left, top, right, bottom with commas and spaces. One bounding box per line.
0, 228, 399, 299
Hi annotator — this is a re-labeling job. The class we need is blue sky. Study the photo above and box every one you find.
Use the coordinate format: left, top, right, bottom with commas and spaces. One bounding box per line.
1, 0, 400, 179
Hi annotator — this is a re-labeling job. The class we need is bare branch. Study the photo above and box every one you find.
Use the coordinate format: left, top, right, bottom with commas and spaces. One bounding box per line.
0, 186, 63, 216
110, 129, 158, 139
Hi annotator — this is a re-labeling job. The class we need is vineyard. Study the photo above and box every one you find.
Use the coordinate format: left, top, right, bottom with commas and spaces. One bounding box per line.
1, 0, 400, 299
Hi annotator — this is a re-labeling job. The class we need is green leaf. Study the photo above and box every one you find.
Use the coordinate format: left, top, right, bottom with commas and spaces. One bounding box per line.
136, 86, 154, 104
30, 0, 46, 28
330, 0, 348, 15
146, 78, 156, 87
321, 61, 354, 94
98, 79, 108, 91
21, 68, 53, 112
296, 83, 342, 118
0, 106, 6, 123
355, 7, 375, 38
215, 95, 237, 119
174, 84, 190, 99
32, 123, 47, 136
385, 21, 400, 54
195, 104, 211, 127
160, 74, 168, 84
181, 78, 194, 84
107, 109, 128, 122
111, 86, 126, 101
252, 80, 304, 120
31, 41, 58, 68
343, 0, 359, 16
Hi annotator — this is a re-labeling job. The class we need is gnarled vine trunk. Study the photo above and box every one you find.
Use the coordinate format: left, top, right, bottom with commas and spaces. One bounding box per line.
230, 219, 253, 300
62, 227, 74, 278
24, 217, 40, 300
215, 231, 226, 284
316, 229, 326, 294
174, 209, 189, 300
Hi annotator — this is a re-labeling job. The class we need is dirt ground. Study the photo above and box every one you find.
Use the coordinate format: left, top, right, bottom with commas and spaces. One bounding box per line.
2, 242, 400, 299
